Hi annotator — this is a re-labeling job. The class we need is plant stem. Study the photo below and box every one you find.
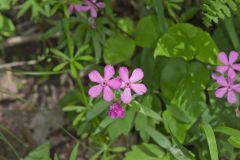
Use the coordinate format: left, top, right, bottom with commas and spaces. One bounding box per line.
76, 74, 88, 106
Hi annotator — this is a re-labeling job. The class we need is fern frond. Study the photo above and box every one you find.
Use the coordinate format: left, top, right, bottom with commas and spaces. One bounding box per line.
202, 0, 240, 26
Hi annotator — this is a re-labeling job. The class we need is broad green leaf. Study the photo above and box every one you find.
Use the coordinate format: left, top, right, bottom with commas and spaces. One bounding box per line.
201, 123, 218, 160
135, 16, 162, 48
163, 110, 189, 144
118, 17, 134, 34
145, 126, 171, 149
103, 34, 135, 64
160, 59, 209, 123
154, 23, 218, 65
24, 143, 51, 160
70, 143, 79, 160
93, 117, 113, 135
86, 100, 109, 120
125, 143, 165, 160
108, 108, 136, 139
167, 104, 190, 124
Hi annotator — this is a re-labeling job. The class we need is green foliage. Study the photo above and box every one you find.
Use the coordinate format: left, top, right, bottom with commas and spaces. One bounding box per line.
135, 15, 162, 48
154, 23, 218, 65
3, 0, 240, 159
24, 143, 51, 160
103, 34, 135, 64
202, 0, 240, 26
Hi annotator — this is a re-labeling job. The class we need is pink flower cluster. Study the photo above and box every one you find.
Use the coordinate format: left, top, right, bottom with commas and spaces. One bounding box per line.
212, 51, 240, 104
88, 65, 147, 119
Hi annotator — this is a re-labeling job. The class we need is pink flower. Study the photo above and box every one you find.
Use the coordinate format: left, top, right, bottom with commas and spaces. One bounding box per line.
88, 65, 121, 102
108, 103, 125, 119
78, 0, 105, 18
118, 67, 147, 104
216, 51, 240, 78
215, 76, 240, 104
68, 4, 82, 14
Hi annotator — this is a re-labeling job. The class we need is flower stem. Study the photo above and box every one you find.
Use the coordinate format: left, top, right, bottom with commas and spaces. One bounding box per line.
76, 74, 88, 106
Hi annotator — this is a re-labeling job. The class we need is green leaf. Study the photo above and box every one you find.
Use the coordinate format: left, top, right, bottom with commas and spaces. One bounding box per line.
125, 143, 165, 160
76, 55, 93, 61
108, 108, 136, 139
54, 154, 59, 160
0, 15, 15, 37
104, 34, 135, 64
154, 23, 218, 65
214, 126, 240, 138
50, 48, 70, 60
93, 117, 113, 135
163, 110, 189, 144
86, 100, 109, 120
70, 143, 79, 160
201, 123, 218, 160
24, 143, 51, 160
160, 59, 209, 123
62, 106, 85, 112
135, 16, 162, 48
145, 126, 171, 149
53, 62, 68, 72
228, 136, 240, 149
70, 62, 78, 78
110, 146, 127, 153
117, 17, 134, 34
18, 70, 66, 76
75, 44, 89, 57
167, 104, 190, 124
131, 100, 162, 121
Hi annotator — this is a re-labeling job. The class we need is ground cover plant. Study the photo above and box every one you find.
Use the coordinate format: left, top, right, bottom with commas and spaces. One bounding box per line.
0, 0, 240, 159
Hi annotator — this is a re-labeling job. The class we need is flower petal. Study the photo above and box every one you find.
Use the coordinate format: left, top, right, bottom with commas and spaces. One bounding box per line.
232, 84, 240, 93
218, 52, 229, 65
130, 83, 147, 95
232, 64, 240, 71
103, 86, 114, 102
121, 88, 132, 104
229, 51, 239, 64
89, 70, 103, 83
75, 5, 91, 12
104, 65, 115, 80
96, 2, 105, 8
130, 68, 144, 83
90, 7, 97, 17
216, 66, 228, 73
119, 66, 129, 82
227, 90, 237, 104
88, 84, 102, 98
216, 76, 228, 86
211, 73, 219, 80
228, 68, 236, 79
68, 5, 75, 14
215, 87, 227, 98
108, 77, 121, 90
108, 103, 125, 119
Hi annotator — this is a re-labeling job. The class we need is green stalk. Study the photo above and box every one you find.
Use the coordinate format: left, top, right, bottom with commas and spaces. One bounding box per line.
155, 0, 168, 32
76, 74, 88, 106
224, 18, 240, 51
